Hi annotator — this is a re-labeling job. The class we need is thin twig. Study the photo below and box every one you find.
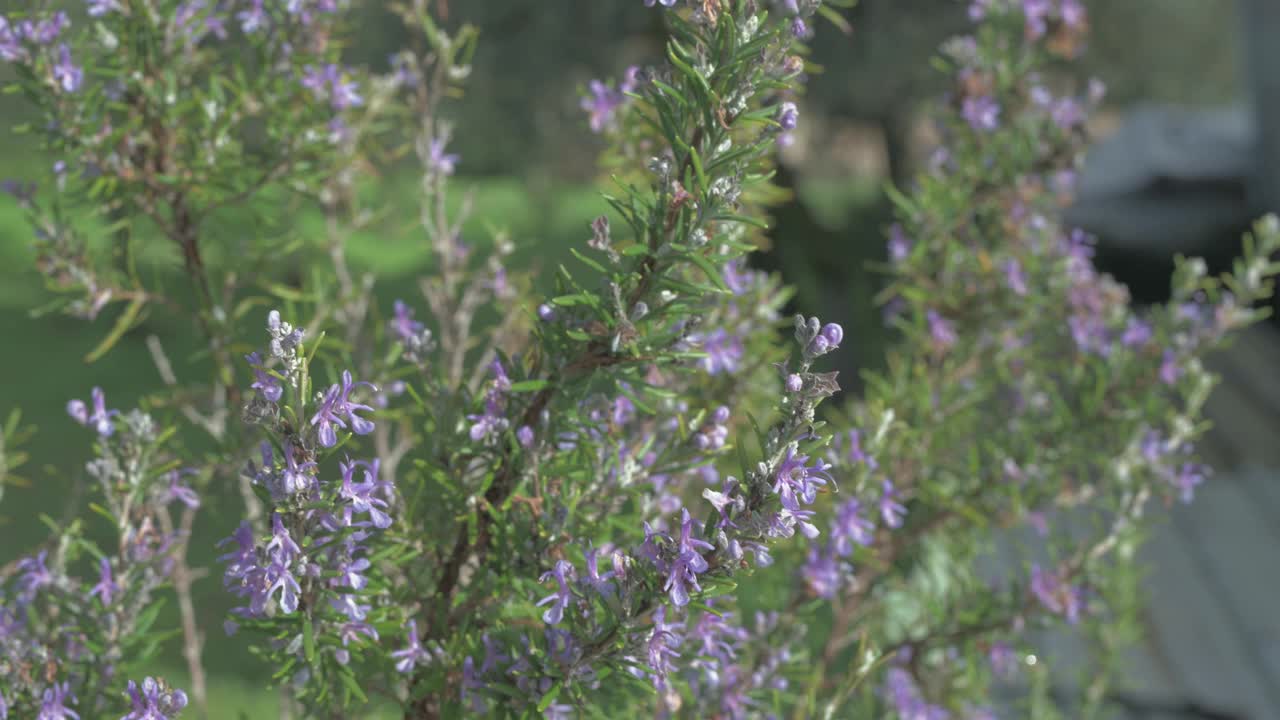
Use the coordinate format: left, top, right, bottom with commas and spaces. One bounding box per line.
157, 504, 207, 720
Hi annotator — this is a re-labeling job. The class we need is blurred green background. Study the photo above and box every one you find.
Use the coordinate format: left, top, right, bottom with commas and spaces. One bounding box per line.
0, 0, 1241, 714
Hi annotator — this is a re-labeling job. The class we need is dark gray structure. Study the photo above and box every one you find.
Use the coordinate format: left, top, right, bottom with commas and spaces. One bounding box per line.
1066, 0, 1277, 262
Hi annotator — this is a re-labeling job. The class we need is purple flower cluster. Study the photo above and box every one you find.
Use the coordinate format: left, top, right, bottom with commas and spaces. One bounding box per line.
794, 316, 844, 360
391, 620, 443, 673
962, 95, 1000, 132
0, 395, 191, 718
1019, 0, 1087, 41
883, 665, 950, 720
301, 63, 363, 111
67, 387, 118, 437
681, 609, 794, 718
312, 370, 377, 447
122, 677, 187, 720
468, 359, 512, 442
581, 66, 639, 133
1139, 429, 1209, 503
1029, 562, 1083, 624
220, 312, 394, 681
0, 11, 82, 93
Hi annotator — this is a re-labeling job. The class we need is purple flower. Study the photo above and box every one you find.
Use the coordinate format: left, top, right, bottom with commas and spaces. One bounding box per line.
217, 521, 258, 583
785, 373, 803, 392
334, 556, 372, 593
664, 508, 714, 606
832, 498, 875, 555
338, 459, 392, 529
581, 72, 636, 133
1022, 0, 1053, 39
1004, 258, 1028, 296
543, 704, 574, 720
0, 17, 25, 62
536, 559, 575, 624
646, 605, 683, 687
332, 621, 378, 665
302, 64, 362, 110
962, 96, 1000, 132
237, 0, 267, 33
1121, 318, 1152, 348
90, 557, 119, 605
878, 480, 907, 529
1159, 350, 1181, 385
279, 444, 317, 497
582, 545, 616, 597
772, 449, 833, 511
163, 470, 201, 509
122, 677, 187, 720
644, 0, 679, 8
17, 550, 54, 602
52, 44, 82, 93
67, 387, 117, 437
265, 514, 302, 565
777, 102, 799, 131
989, 641, 1018, 679
801, 546, 841, 599
927, 310, 957, 351
265, 558, 300, 614
1030, 563, 1083, 624
695, 406, 730, 450
1051, 98, 1083, 130
391, 300, 424, 341
87, 0, 122, 16
517, 425, 535, 448
311, 370, 377, 446
24, 12, 69, 45
695, 327, 744, 375
1061, 0, 1087, 28
820, 322, 843, 347
703, 476, 744, 530
427, 136, 459, 176
1172, 462, 1208, 503
883, 667, 947, 720
391, 620, 434, 673
37, 682, 78, 720
460, 656, 488, 713
888, 224, 912, 264
832, 428, 877, 470
245, 352, 283, 402
266, 310, 305, 359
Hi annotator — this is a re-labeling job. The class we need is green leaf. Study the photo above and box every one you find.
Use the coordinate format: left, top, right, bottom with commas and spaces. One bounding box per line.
550, 293, 596, 308
685, 252, 730, 293
84, 296, 146, 363
537, 681, 562, 712
569, 248, 609, 274
338, 666, 368, 703
509, 379, 551, 393
303, 615, 316, 665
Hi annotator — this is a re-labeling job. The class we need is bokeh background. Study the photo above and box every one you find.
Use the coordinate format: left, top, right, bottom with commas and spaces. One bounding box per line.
0, 1, 1265, 716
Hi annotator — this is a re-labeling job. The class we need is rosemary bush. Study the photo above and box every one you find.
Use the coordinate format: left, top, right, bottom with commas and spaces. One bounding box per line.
1, 0, 1277, 718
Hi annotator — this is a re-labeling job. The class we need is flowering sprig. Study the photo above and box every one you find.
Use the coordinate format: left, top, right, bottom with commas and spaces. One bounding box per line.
217, 310, 406, 709
0, 391, 193, 718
